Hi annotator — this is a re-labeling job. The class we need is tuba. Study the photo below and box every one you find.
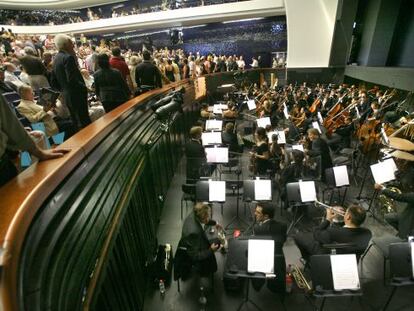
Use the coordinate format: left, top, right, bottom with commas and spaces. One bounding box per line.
378, 186, 402, 215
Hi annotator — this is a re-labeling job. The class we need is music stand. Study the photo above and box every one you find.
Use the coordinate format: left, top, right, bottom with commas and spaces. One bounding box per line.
310, 254, 362, 311
286, 182, 315, 234
382, 242, 414, 311
224, 237, 285, 311
323, 166, 350, 206
196, 180, 226, 217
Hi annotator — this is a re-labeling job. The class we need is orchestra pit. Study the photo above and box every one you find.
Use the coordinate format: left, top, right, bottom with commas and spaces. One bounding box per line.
1, 0, 414, 310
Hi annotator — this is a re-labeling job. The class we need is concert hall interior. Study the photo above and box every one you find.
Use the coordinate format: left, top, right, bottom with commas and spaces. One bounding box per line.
1, 0, 414, 310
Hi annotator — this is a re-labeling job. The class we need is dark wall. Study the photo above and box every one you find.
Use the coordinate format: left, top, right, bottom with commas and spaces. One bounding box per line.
387, 0, 414, 67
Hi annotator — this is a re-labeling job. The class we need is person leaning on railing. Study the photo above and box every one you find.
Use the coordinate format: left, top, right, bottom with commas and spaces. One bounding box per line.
0, 95, 70, 187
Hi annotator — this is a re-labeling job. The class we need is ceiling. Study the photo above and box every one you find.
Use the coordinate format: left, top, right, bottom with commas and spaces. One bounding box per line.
0, 0, 125, 10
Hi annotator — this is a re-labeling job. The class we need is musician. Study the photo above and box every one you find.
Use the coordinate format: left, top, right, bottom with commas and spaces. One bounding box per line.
294, 204, 372, 262
254, 203, 287, 252
306, 128, 332, 180
375, 167, 414, 238
326, 115, 354, 151
358, 91, 371, 121
180, 202, 221, 279
222, 102, 238, 119
221, 122, 240, 154
250, 127, 270, 175
185, 126, 206, 183
200, 103, 213, 119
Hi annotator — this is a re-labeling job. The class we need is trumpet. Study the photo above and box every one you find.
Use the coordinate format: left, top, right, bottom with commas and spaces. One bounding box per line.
291, 265, 312, 292
314, 200, 346, 217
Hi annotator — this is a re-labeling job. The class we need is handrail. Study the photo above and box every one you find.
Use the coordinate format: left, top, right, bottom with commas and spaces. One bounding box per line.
0, 79, 190, 311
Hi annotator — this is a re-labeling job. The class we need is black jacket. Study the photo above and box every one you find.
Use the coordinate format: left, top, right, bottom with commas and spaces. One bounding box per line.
180, 213, 217, 276
253, 219, 287, 254
135, 60, 162, 88
93, 68, 130, 103
185, 139, 206, 181
308, 137, 333, 172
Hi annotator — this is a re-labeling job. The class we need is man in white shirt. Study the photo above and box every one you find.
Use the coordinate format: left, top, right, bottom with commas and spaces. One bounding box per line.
237, 56, 245, 70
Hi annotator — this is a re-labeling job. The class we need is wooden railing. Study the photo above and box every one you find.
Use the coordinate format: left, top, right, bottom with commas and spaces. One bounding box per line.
0, 79, 198, 311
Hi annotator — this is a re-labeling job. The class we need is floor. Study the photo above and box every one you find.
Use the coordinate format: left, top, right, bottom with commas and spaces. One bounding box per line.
144, 151, 414, 311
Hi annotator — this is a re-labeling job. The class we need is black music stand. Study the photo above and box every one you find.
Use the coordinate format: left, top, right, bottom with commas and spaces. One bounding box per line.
196, 180, 226, 217
223, 237, 286, 311
323, 166, 350, 206
383, 242, 414, 311
310, 254, 362, 311
225, 177, 247, 231
286, 182, 313, 234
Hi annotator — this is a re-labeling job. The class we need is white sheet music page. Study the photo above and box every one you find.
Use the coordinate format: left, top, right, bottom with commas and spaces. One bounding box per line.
254, 179, 272, 201
370, 160, 396, 184
299, 180, 316, 202
277, 131, 286, 144
205, 147, 228, 163
247, 239, 274, 274
333, 165, 350, 187
267, 131, 277, 143
283, 105, 289, 119
205, 119, 223, 131
292, 144, 304, 152
257, 117, 271, 128
317, 112, 324, 124
247, 99, 256, 110
312, 121, 322, 134
384, 158, 398, 172
330, 254, 360, 290
202, 132, 222, 146
410, 241, 414, 278
209, 180, 226, 202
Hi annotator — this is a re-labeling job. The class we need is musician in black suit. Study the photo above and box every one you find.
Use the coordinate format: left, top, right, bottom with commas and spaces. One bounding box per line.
51, 34, 91, 130
306, 128, 332, 181
253, 203, 287, 253
93, 53, 130, 112
294, 204, 372, 262
180, 202, 220, 277
221, 122, 240, 155
185, 126, 206, 183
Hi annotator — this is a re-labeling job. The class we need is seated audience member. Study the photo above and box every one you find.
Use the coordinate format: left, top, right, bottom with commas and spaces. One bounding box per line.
17, 85, 74, 137
180, 202, 220, 278
18, 47, 50, 91
0, 95, 69, 187
294, 204, 371, 262
185, 126, 206, 183
80, 69, 94, 92
93, 53, 131, 113
3, 62, 25, 90
0, 66, 16, 94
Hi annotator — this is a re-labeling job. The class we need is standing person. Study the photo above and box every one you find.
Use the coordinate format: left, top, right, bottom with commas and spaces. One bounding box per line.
94, 53, 131, 113
185, 126, 206, 184
250, 127, 270, 175
51, 34, 91, 130
109, 47, 134, 93
306, 128, 332, 181
135, 50, 162, 91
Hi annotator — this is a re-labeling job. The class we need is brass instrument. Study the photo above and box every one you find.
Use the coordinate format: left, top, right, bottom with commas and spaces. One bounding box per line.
378, 186, 402, 215
291, 265, 312, 292
314, 200, 346, 217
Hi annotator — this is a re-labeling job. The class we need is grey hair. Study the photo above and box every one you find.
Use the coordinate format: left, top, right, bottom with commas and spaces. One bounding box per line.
54, 34, 71, 50
24, 46, 35, 55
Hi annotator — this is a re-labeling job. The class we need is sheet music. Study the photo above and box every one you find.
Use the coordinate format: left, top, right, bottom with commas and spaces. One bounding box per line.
312, 121, 322, 134
370, 160, 396, 184
317, 112, 323, 124
384, 158, 398, 172
299, 180, 316, 202
256, 117, 271, 128
247, 99, 256, 110
277, 131, 286, 144
330, 254, 360, 290
247, 239, 274, 274
207, 106, 214, 112
213, 105, 222, 114
201, 132, 222, 145
205, 147, 229, 163
333, 165, 350, 187
381, 127, 390, 145
205, 119, 223, 131
209, 180, 226, 202
292, 144, 304, 152
410, 241, 414, 278
355, 106, 361, 119
254, 179, 272, 201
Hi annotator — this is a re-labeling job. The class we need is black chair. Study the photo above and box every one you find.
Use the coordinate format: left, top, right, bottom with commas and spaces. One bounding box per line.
181, 184, 196, 220
382, 242, 414, 311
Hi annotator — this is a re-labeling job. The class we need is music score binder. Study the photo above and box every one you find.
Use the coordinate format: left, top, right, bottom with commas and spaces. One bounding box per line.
243, 179, 272, 201
247, 99, 256, 110
202, 131, 222, 146
205, 119, 223, 131
370, 158, 396, 184
205, 146, 229, 163
256, 117, 271, 128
